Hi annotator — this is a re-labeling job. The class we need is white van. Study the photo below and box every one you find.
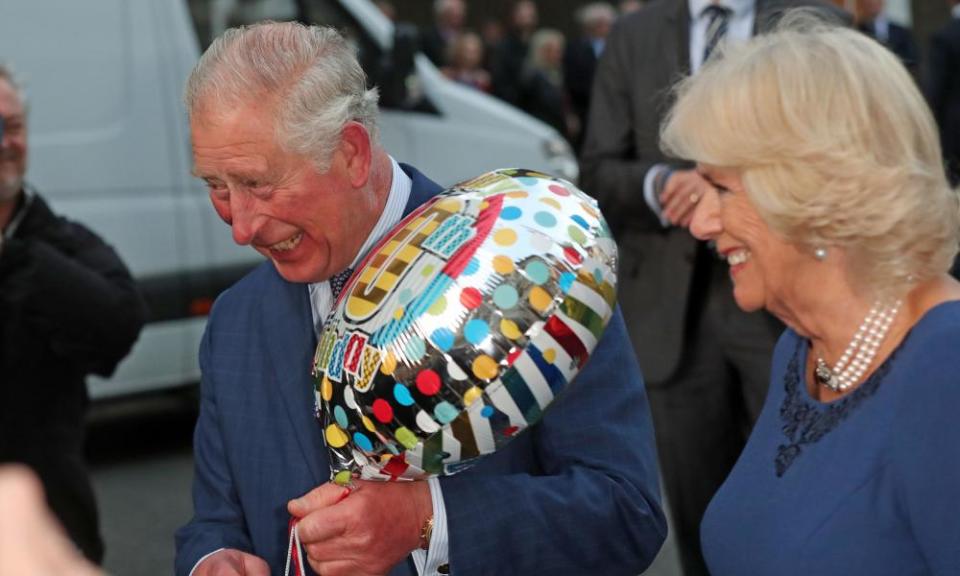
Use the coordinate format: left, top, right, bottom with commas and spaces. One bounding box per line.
0, 0, 578, 399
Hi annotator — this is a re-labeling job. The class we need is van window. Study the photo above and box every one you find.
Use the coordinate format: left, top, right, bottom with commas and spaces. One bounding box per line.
185, 0, 435, 113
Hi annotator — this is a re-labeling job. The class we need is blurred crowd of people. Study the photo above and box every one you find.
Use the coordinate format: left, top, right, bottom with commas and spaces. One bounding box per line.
377, 0, 643, 152
374, 0, 960, 182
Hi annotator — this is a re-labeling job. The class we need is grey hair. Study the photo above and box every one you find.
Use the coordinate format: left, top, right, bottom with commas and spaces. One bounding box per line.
577, 2, 617, 28
0, 63, 26, 106
185, 21, 379, 172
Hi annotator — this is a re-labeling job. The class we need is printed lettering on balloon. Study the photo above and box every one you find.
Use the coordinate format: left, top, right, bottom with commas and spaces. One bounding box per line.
421, 213, 476, 259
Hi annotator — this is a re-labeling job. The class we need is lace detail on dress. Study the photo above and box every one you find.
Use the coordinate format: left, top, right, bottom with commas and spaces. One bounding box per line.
775, 338, 893, 477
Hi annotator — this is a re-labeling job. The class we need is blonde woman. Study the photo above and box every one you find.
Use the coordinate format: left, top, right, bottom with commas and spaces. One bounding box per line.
661, 17, 960, 576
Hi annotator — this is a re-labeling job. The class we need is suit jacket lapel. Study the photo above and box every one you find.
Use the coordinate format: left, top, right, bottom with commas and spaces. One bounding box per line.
263, 271, 327, 484
401, 163, 443, 214
666, 0, 691, 80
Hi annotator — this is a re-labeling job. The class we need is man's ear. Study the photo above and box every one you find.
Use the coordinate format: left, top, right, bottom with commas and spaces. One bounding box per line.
338, 121, 372, 188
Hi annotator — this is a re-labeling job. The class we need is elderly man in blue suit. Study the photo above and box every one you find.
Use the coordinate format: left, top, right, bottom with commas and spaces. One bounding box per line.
174, 21, 665, 576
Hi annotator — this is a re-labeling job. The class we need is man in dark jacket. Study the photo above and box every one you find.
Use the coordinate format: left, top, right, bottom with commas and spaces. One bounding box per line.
491, 0, 540, 106
927, 0, 960, 186
0, 65, 146, 564
421, 0, 467, 68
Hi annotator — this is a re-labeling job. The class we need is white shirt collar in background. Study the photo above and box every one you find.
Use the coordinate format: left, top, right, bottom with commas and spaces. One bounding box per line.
688, 0, 756, 73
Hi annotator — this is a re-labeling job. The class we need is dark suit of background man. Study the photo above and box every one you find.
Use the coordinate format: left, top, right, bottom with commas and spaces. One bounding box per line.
0, 65, 146, 564
927, 0, 960, 187
580, 1, 848, 574
563, 2, 617, 153
491, 0, 540, 106
856, 0, 918, 75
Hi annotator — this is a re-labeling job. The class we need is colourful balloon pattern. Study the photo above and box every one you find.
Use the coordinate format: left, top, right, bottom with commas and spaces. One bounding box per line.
313, 168, 618, 484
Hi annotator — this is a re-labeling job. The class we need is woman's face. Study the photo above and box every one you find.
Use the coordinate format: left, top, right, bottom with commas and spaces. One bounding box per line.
690, 165, 809, 315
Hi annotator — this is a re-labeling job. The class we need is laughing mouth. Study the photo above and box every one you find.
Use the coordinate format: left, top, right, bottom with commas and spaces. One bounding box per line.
726, 248, 751, 266
269, 232, 303, 252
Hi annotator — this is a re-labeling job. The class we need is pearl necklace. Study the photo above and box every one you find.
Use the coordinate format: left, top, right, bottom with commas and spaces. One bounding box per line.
814, 300, 902, 392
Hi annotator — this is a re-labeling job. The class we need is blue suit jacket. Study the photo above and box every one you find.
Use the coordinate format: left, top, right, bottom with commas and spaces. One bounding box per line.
175, 165, 666, 575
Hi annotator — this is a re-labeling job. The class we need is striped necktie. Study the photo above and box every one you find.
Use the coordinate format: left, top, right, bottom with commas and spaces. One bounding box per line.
702, 4, 732, 63
328, 267, 354, 300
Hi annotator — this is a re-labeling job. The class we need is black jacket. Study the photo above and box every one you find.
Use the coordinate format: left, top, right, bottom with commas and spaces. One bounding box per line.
927, 17, 960, 185
0, 186, 146, 562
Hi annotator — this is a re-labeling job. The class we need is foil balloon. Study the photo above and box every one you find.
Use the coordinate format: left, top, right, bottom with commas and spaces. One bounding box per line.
312, 168, 618, 485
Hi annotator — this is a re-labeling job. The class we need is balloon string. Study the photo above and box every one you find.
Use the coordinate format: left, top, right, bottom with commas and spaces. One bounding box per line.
285, 517, 304, 576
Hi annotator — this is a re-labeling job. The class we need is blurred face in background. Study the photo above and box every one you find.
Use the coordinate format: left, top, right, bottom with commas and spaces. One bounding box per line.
619, 0, 644, 15
858, 0, 884, 22
513, 1, 539, 35
439, 0, 466, 30
452, 33, 485, 69
587, 17, 613, 40
540, 36, 564, 69
0, 78, 27, 203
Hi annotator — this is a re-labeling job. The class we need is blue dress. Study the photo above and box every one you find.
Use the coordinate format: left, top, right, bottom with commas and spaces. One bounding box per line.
700, 301, 960, 576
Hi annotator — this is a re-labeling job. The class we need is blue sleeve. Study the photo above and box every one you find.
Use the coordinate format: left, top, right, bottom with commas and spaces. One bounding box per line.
174, 299, 255, 576
893, 336, 960, 575
439, 307, 667, 575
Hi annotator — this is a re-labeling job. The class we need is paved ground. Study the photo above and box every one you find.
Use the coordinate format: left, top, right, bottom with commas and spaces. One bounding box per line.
86, 394, 681, 575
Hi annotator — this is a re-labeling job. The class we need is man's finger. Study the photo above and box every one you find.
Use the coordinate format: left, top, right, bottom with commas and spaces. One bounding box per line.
288, 483, 352, 517
295, 504, 352, 545
241, 553, 271, 576
308, 559, 364, 576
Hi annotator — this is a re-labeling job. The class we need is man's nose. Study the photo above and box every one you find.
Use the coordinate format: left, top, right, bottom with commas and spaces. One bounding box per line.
228, 191, 262, 246
689, 189, 722, 240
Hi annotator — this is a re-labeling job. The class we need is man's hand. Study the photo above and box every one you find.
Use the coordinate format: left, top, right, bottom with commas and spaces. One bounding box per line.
288, 480, 432, 576
192, 548, 270, 576
0, 466, 101, 576
659, 169, 714, 228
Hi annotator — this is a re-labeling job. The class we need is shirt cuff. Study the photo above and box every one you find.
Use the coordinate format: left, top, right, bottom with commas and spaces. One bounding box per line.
410, 477, 449, 575
188, 548, 225, 576
643, 163, 673, 228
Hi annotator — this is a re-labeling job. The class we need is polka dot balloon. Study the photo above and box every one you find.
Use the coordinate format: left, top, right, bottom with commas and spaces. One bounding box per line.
312, 168, 618, 485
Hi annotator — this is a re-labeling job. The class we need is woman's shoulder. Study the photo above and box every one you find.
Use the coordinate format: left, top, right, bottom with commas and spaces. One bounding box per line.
891, 299, 960, 407
903, 299, 960, 361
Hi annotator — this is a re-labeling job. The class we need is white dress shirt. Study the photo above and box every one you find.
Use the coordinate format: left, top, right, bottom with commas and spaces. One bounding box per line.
643, 0, 756, 225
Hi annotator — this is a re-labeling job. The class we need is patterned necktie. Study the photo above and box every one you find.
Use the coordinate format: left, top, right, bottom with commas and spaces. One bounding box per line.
702, 4, 732, 63
328, 267, 354, 300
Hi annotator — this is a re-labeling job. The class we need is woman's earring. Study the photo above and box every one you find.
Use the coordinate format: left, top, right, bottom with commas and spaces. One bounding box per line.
814, 247, 828, 261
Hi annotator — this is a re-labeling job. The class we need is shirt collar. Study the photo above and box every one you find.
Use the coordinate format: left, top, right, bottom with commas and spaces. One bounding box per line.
347, 156, 411, 270
688, 0, 753, 21
307, 157, 412, 332
308, 156, 410, 282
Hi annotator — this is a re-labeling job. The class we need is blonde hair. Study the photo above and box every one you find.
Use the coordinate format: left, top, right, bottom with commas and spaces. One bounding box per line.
526, 29, 565, 74
661, 14, 960, 299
